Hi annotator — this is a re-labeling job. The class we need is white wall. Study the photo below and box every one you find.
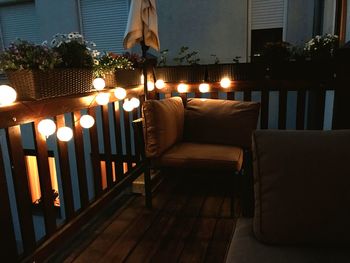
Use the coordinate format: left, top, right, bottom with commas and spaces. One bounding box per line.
156, 0, 248, 64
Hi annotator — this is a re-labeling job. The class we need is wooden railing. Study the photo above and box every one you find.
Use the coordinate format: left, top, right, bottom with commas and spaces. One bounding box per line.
0, 62, 349, 262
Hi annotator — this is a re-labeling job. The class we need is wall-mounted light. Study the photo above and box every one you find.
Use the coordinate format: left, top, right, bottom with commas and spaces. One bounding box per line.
38, 119, 56, 138
80, 114, 95, 129
199, 83, 209, 93
57, 126, 73, 142
155, 79, 165, 89
114, 87, 126, 100
0, 85, 17, 106
92, 78, 106, 91
177, 83, 188, 93
220, 77, 231, 88
96, 93, 110, 105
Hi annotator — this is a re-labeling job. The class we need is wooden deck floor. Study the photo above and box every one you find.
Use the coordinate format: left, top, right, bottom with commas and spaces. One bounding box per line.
53, 172, 238, 263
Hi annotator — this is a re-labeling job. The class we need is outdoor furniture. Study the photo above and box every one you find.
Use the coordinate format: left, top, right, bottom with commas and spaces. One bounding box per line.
135, 96, 260, 212
226, 129, 350, 263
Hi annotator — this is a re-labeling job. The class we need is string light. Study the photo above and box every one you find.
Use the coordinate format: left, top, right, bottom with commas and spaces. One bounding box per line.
123, 99, 134, 112
92, 78, 106, 91
130, 97, 140, 108
177, 83, 188, 93
147, 81, 155, 91
38, 119, 56, 138
96, 93, 110, 105
80, 114, 95, 129
114, 87, 126, 100
57, 127, 73, 142
0, 85, 17, 106
140, 74, 144, 84
220, 77, 231, 88
199, 83, 209, 93
155, 79, 165, 89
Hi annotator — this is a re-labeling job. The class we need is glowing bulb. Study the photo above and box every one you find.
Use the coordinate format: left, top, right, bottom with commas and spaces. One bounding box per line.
199, 83, 210, 93
123, 99, 134, 112
80, 114, 95, 129
155, 79, 165, 89
0, 85, 17, 106
114, 87, 126, 100
177, 83, 188, 93
96, 93, 110, 105
57, 126, 73, 142
130, 97, 140, 108
147, 81, 155, 91
38, 119, 56, 138
140, 74, 144, 84
92, 78, 106, 91
220, 77, 231, 88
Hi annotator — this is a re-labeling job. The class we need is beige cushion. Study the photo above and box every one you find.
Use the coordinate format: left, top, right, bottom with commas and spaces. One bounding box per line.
142, 97, 184, 158
154, 142, 243, 171
253, 130, 350, 245
184, 98, 260, 149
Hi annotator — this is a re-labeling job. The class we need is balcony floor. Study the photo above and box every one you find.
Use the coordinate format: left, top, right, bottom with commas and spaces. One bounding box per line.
55, 172, 238, 263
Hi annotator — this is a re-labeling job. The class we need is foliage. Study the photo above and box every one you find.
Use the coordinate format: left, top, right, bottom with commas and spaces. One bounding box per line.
210, 54, 220, 64
0, 39, 61, 71
49, 32, 99, 68
232, 56, 241, 63
158, 49, 169, 66
173, 46, 200, 65
262, 41, 291, 62
304, 34, 339, 59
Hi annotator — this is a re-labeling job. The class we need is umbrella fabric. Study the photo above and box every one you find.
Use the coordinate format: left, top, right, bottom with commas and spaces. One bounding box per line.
123, 0, 160, 51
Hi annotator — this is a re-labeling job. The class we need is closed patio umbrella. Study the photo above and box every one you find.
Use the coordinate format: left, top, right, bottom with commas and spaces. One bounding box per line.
124, 0, 160, 99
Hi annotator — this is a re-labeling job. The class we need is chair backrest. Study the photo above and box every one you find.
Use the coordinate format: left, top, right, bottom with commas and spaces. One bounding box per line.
184, 98, 260, 148
253, 129, 350, 245
142, 96, 184, 158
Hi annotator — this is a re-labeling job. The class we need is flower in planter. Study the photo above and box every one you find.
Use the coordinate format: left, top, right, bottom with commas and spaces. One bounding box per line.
0, 39, 61, 71
304, 34, 339, 60
50, 32, 100, 68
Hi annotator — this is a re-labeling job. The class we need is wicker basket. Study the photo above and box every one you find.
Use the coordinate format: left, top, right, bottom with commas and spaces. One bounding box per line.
104, 68, 142, 88
6, 68, 94, 100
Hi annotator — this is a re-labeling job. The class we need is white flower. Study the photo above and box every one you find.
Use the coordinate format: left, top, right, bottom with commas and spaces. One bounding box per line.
41, 40, 48, 46
68, 33, 75, 39
94, 59, 99, 65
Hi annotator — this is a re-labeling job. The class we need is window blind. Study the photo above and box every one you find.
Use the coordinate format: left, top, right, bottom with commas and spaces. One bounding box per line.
252, 0, 284, 30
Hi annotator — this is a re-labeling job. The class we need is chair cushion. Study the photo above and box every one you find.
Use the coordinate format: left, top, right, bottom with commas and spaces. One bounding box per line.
226, 218, 350, 263
154, 142, 243, 171
253, 130, 350, 245
184, 98, 260, 149
142, 97, 184, 158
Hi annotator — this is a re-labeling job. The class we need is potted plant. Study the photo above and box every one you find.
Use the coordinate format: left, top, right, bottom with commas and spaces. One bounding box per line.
0, 32, 99, 100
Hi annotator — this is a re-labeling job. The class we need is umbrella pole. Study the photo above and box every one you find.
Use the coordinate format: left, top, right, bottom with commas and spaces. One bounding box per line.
141, 41, 150, 101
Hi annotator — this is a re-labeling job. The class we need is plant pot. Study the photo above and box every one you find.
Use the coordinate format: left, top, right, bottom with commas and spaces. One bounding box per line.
104, 68, 142, 88
155, 65, 206, 83
6, 68, 94, 100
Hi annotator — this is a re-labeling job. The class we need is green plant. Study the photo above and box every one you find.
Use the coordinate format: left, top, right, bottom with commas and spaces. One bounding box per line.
93, 52, 135, 78
304, 34, 339, 59
211, 54, 220, 64
232, 56, 241, 63
50, 32, 99, 68
158, 49, 169, 66
173, 46, 200, 65
0, 39, 61, 71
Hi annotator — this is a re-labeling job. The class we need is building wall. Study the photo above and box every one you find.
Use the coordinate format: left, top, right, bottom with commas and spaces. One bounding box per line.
156, 0, 249, 64
322, 0, 336, 35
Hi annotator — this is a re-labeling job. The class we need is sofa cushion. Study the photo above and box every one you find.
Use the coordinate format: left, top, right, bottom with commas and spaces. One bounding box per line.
253, 130, 350, 245
226, 218, 350, 263
154, 142, 243, 171
142, 97, 184, 158
184, 98, 260, 149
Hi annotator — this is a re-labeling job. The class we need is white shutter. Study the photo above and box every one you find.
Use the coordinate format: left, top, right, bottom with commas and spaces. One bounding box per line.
252, 0, 284, 30
0, 2, 40, 48
80, 0, 129, 54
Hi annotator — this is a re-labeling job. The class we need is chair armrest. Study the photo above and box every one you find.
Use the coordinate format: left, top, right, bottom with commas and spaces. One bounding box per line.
132, 118, 146, 160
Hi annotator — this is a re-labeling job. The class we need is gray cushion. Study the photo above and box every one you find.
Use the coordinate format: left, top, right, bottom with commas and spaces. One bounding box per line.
226, 218, 350, 263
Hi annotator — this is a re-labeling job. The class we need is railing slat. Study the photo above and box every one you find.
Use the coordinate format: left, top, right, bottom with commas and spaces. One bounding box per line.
243, 90, 252, 101
55, 115, 75, 220
0, 141, 18, 261
101, 105, 113, 188
210, 91, 219, 99
123, 102, 133, 171
278, 88, 288, 129
260, 84, 269, 129
306, 88, 326, 130
296, 89, 306, 130
32, 121, 57, 235
227, 92, 235, 100
72, 111, 89, 208
6, 126, 36, 254
132, 106, 141, 162
88, 107, 103, 198
111, 102, 124, 179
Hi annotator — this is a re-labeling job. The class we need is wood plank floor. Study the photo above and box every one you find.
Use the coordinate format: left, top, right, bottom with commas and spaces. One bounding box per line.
52, 172, 238, 263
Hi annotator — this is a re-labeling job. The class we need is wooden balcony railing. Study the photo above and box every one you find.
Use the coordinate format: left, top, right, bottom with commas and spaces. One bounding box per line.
0, 62, 349, 262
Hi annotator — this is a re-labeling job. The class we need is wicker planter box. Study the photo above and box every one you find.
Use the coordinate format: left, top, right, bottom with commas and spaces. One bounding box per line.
104, 68, 142, 88
155, 65, 206, 83
6, 68, 93, 100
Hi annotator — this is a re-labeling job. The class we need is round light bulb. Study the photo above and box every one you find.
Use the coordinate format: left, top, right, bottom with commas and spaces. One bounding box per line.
96, 93, 110, 105
80, 114, 95, 129
114, 87, 126, 100
177, 83, 188, 93
220, 77, 231, 88
0, 85, 17, 106
123, 99, 134, 112
38, 119, 56, 138
92, 78, 106, 91
57, 126, 73, 142
130, 97, 140, 108
199, 83, 210, 93
147, 81, 155, 91
155, 79, 165, 89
